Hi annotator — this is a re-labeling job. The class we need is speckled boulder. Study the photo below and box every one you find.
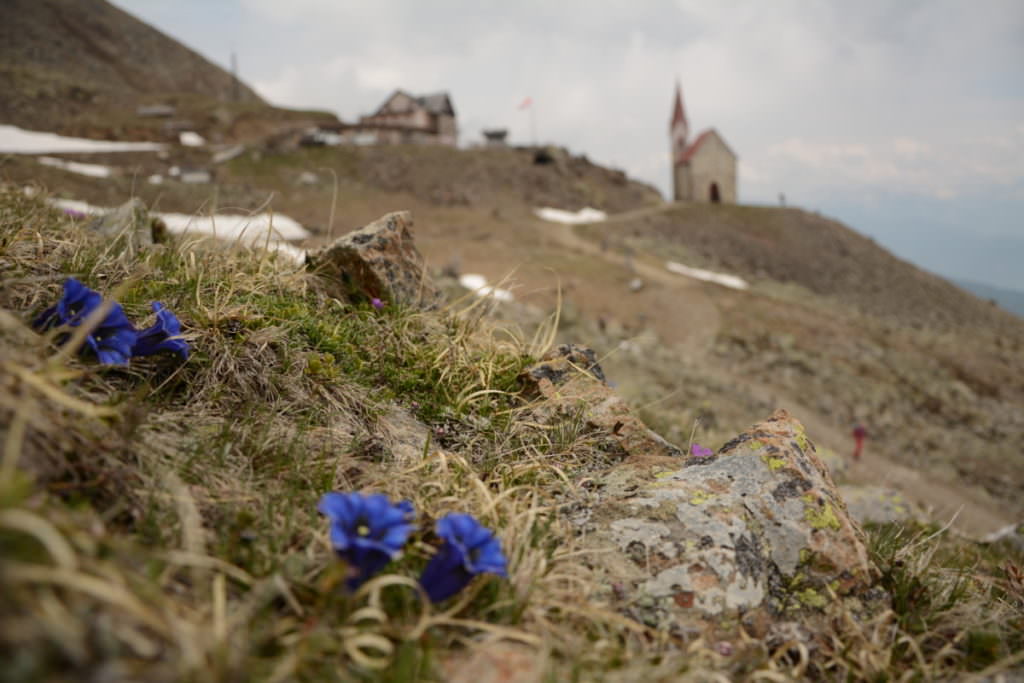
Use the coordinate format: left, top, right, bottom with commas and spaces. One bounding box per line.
307, 211, 442, 309
578, 409, 877, 629
520, 344, 681, 461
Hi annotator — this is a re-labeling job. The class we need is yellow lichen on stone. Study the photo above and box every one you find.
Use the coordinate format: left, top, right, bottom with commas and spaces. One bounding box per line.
802, 495, 841, 530
794, 423, 811, 453
748, 439, 765, 451
762, 455, 787, 471
796, 587, 828, 609
689, 489, 715, 505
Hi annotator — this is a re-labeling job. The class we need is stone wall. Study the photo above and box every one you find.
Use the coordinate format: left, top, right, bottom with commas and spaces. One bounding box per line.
688, 131, 737, 204
435, 114, 457, 146
673, 130, 738, 204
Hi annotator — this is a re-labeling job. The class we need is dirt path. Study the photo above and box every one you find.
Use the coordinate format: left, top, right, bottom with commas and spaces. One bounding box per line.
537, 217, 722, 355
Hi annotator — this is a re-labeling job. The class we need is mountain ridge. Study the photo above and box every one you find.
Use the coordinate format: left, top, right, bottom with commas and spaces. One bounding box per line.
0, 0, 337, 142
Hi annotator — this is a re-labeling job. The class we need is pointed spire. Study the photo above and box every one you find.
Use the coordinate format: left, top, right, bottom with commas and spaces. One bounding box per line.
670, 80, 688, 131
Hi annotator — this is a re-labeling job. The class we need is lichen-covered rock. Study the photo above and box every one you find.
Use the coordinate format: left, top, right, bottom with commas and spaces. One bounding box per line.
839, 485, 925, 526
306, 211, 441, 309
86, 198, 164, 248
519, 344, 681, 461
521, 343, 606, 385
578, 409, 877, 630
441, 642, 544, 683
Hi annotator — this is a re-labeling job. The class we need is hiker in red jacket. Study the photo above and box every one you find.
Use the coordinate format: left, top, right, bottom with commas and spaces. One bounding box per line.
852, 424, 868, 461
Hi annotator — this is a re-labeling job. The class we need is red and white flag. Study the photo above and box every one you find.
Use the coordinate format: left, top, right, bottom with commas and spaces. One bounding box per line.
518, 96, 533, 110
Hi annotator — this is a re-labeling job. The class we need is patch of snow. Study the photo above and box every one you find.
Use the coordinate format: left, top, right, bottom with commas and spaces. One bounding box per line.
158, 212, 311, 242
458, 273, 514, 302
0, 124, 165, 154
212, 145, 245, 164
148, 174, 164, 185
459, 273, 488, 291
534, 206, 608, 225
38, 156, 113, 178
46, 198, 309, 263
49, 198, 104, 215
179, 131, 206, 147
666, 261, 749, 291
179, 168, 212, 184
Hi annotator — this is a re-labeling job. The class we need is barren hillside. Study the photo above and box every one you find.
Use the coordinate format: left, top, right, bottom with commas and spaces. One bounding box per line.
0, 0, 336, 141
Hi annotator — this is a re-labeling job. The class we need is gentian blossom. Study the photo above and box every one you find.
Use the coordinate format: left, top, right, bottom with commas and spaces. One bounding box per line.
34, 278, 137, 365
419, 513, 508, 603
132, 301, 189, 360
318, 492, 415, 590
690, 443, 714, 458
371, 297, 384, 310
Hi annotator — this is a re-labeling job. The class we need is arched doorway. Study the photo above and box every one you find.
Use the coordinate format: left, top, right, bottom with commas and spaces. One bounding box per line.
709, 182, 721, 203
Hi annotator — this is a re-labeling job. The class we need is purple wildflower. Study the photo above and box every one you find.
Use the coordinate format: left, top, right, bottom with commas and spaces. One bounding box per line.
132, 302, 189, 360
419, 513, 507, 603
318, 492, 415, 590
371, 297, 384, 310
34, 278, 137, 365
690, 443, 714, 458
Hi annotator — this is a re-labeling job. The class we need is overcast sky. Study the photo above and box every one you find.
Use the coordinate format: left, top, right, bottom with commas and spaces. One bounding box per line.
114, 0, 1024, 290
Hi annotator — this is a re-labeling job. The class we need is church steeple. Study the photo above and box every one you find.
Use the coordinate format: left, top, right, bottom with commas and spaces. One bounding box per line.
670, 82, 689, 165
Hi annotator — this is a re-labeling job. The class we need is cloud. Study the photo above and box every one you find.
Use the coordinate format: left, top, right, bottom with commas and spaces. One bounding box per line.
116, 0, 1024, 273
753, 123, 1024, 203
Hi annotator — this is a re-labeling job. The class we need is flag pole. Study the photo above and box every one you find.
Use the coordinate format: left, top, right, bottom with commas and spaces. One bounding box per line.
530, 104, 536, 146
518, 96, 536, 146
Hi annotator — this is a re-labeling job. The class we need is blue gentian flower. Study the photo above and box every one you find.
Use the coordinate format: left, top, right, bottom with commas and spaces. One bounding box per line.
419, 513, 508, 603
132, 302, 189, 360
318, 492, 415, 590
34, 278, 137, 365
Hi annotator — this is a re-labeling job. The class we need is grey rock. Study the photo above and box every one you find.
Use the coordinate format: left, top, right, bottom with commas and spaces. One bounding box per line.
86, 198, 163, 249
306, 211, 442, 309
580, 409, 877, 629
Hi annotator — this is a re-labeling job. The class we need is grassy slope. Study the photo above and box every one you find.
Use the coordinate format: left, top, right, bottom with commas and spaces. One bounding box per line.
4, 141, 1022, 526
1, 185, 1023, 679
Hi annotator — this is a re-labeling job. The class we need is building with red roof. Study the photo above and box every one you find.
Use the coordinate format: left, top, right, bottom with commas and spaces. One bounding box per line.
669, 83, 737, 203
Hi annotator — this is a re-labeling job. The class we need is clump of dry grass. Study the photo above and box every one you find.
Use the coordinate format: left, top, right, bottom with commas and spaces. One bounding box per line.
2, 184, 1023, 680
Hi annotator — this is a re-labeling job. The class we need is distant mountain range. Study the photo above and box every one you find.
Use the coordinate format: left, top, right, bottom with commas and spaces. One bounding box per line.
954, 278, 1024, 319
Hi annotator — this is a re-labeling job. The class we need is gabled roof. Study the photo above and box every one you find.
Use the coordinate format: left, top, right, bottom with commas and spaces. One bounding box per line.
670, 82, 688, 131
677, 128, 738, 164
370, 90, 456, 118
416, 92, 455, 116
